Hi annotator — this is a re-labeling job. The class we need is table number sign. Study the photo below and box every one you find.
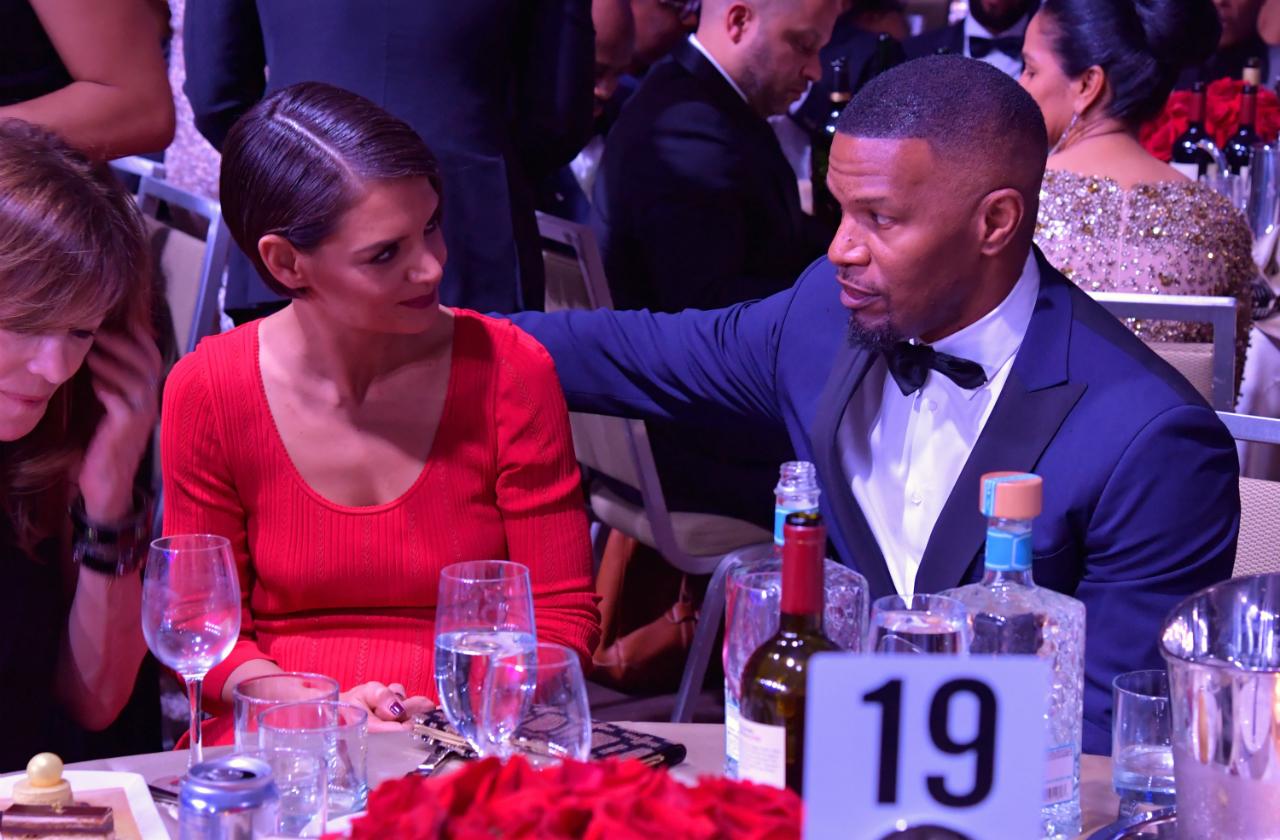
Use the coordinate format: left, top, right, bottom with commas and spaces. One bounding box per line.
803, 654, 1049, 839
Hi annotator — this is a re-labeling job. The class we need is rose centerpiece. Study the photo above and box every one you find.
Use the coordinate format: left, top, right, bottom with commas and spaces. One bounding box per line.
328, 756, 801, 839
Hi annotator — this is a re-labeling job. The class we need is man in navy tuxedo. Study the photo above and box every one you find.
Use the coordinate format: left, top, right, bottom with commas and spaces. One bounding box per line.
514, 56, 1239, 754
905, 0, 1039, 77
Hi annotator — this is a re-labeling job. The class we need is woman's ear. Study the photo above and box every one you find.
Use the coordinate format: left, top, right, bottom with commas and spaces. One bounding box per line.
258, 234, 307, 294
1072, 65, 1109, 119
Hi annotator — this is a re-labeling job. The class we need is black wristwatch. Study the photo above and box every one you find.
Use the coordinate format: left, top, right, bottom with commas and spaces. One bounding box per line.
71, 495, 152, 576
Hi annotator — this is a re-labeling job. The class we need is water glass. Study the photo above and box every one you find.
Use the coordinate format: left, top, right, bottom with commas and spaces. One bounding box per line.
247, 748, 327, 837
141, 534, 241, 768
1112, 670, 1175, 816
434, 560, 537, 758
234, 673, 341, 751
503, 642, 592, 762
869, 593, 969, 655
258, 701, 369, 816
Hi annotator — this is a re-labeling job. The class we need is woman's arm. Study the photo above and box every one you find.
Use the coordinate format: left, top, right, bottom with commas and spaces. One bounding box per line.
494, 327, 602, 665
52, 327, 162, 729
0, 0, 174, 159
54, 567, 146, 731
160, 350, 276, 714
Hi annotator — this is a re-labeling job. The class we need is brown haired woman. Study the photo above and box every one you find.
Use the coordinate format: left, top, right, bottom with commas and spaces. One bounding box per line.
161, 82, 600, 744
0, 120, 163, 771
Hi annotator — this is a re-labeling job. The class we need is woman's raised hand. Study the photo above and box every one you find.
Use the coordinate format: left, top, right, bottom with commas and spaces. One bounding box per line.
79, 324, 163, 522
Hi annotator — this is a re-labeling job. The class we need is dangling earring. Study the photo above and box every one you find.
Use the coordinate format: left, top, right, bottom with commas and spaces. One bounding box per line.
1050, 112, 1080, 156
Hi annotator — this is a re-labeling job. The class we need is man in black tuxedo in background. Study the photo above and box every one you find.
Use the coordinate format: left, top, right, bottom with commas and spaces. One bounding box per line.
596, 0, 839, 313
185, 0, 594, 315
591, 0, 839, 527
904, 0, 1039, 78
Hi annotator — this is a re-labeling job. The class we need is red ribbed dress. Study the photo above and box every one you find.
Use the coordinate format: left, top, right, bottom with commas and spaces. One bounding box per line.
160, 310, 600, 745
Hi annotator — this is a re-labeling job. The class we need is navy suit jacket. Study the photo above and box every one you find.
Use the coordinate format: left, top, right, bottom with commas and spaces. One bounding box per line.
185, 0, 593, 312
513, 250, 1239, 754
593, 39, 830, 313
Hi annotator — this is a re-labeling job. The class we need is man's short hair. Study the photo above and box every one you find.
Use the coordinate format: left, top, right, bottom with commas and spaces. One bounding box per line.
836, 55, 1049, 195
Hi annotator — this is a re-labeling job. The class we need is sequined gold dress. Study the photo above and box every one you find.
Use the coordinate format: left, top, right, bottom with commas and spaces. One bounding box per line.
1035, 169, 1254, 388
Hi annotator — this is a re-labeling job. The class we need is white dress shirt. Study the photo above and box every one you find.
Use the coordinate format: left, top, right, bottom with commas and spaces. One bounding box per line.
963, 14, 1030, 79
838, 253, 1040, 595
688, 34, 749, 102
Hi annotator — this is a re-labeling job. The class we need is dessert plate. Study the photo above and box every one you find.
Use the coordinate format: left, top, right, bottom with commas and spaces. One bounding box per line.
0, 770, 168, 840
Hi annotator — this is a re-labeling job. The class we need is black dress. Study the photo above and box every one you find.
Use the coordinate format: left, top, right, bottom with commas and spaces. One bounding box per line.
0, 0, 70, 106
0, 517, 65, 772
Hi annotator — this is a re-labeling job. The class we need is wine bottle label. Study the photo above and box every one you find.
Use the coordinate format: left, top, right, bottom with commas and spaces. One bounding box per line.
725, 688, 741, 764
738, 717, 787, 790
1043, 744, 1075, 805
1170, 162, 1201, 182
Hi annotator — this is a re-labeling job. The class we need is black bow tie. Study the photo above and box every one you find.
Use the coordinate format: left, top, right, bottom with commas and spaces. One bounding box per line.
883, 342, 988, 396
969, 35, 1024, 60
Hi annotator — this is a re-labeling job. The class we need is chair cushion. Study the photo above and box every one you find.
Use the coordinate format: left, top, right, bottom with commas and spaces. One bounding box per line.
588, 479, 773, 562
1147, 341, 1213, 405
1236, 476, 1280, 577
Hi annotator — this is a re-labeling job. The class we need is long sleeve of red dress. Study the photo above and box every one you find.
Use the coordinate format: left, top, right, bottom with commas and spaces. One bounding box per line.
160, 311, 600, 741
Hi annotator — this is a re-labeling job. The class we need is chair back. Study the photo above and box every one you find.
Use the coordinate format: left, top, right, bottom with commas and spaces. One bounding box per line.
536, 212, 691, 556
1218, 411, 1280, 576
1091, 292, 1237, 410
133, 176, 232, 356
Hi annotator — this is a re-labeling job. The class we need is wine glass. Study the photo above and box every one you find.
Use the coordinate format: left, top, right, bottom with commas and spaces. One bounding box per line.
433, 560, 537, 758
142, 534, 241, 768
869, 593, 969, 655
503, 642, 592, 763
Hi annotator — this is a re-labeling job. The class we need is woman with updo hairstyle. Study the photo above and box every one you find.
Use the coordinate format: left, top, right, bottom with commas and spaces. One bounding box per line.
0, 119, 161, 770
1021, 0, 1255, 393
160, 81, 600, 745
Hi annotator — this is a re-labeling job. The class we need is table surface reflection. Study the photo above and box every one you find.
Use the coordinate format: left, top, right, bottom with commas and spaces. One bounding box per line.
66, 722, 1118, 838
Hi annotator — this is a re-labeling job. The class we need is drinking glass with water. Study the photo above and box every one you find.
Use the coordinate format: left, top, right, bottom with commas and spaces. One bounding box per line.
869, 593, 970, 654
141, 535, 241, 769
1111, 670, 1175, 817
434, 560, 538, 758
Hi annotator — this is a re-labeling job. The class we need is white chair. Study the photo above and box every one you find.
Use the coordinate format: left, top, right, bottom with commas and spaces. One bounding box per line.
1090, 292, 1238, 410
133, 175, 232, 356
1217, 411, 1280, 576
537, 212, 773, 722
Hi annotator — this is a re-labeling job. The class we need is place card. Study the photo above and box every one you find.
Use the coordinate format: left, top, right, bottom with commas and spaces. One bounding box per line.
803, 654, 1049, 839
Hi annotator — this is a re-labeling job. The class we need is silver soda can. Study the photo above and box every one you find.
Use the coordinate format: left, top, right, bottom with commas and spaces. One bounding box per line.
180, 754, 279, 840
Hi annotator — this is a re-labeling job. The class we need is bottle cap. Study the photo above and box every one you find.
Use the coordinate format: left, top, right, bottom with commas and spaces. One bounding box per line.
979, 472, 1042, 519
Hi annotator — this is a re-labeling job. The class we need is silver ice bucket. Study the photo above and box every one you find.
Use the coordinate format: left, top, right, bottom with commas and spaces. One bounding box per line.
1160, 574, 1280, 839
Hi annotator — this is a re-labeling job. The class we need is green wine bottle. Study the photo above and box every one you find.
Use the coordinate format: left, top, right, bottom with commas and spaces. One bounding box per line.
737, 511, 837, 792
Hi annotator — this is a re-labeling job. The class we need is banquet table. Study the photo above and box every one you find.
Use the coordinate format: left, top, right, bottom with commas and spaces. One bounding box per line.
65, 722, 1120, 838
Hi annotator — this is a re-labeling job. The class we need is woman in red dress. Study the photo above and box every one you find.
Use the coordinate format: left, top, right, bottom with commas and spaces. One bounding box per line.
161, 82, 600, 744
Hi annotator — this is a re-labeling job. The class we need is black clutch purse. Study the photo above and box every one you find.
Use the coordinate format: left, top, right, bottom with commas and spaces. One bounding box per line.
412, 708, 688, 768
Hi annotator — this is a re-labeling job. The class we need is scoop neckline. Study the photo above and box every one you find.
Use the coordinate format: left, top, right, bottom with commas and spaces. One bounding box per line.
249, 317, 460, 514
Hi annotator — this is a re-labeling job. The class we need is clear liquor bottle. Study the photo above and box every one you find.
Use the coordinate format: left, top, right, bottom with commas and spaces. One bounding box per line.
942, 472, 1085, 839
723, 461, 820, 778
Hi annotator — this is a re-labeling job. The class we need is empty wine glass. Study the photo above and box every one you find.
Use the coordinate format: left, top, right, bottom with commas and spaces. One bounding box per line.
869, 594, 969, 655
433, 560, 537, 758
142, 535, 241, 768
504, 642, 592, 763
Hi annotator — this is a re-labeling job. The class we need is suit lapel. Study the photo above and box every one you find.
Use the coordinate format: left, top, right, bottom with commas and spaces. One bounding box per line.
913, 254, 1086, 594
810, 339, 898, 598
672, 40, 806, 238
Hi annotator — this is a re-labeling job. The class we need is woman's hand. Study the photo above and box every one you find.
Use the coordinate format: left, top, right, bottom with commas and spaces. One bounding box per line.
78, 325, 163, 522
339, 681, 435, 733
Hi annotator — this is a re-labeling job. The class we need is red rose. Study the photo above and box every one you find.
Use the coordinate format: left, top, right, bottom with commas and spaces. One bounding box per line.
1140, 80, 1280, 162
